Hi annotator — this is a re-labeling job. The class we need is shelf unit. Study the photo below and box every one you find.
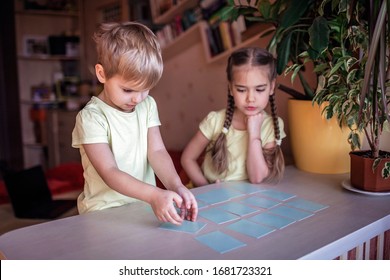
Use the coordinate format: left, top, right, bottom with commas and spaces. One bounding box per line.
205, 25, 276, 63
150, 0, 199, 24
18, 54, 80, 61
14, 1, 82, 168
15, 9, 79, 18
149, 0, 275, 64
161, 20, 207, 60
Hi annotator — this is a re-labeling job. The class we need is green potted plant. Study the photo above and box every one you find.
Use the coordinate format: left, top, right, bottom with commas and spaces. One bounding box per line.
222, 0, 390, 190
310, 0, 390, 191
221, 0, 354, 174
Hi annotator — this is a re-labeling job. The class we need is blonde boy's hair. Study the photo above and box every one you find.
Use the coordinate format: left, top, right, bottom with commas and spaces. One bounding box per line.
93, 21, 163, 90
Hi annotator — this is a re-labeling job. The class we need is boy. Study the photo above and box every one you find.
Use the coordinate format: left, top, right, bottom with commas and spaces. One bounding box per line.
72, 22, 197, 224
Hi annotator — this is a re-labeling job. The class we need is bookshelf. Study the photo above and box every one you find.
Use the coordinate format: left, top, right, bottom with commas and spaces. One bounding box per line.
149, 0, 275, 65
14, 1, 83, 168
205, 25, 275, 64
162, 21, 207, 60
150, 0, 199, 24
15, 8, 79, 18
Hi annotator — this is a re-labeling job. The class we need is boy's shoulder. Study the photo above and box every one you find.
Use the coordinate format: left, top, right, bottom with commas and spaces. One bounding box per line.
141, 95, 157, 106
76, 97, 107, 124
81, 96, 104, 111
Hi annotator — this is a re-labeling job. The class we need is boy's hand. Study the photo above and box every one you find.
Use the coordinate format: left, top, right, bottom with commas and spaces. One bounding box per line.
150, 188, 184, 225
175, 185, 198, 222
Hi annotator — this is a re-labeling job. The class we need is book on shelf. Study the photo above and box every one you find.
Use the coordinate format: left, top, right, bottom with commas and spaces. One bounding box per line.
155, 5, 203, 48
218, 21, 233, 50
158, 0, 174, 15
155, 0, 188, 17
200, 0, 219, 9
204, 13, 247, 58
200, 0, 227, 21
205, 25, 220, 56
209, 23, 224, 55
231, 17, 246, 45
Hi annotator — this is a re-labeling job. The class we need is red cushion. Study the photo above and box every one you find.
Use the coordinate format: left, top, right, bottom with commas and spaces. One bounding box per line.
45, 162, 84, 191
155, 150, 191, 189
0, 180, 8, 204
47, 179, 74, 194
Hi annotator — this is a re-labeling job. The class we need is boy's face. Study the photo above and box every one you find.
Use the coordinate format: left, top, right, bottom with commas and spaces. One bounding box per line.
96, 65, 149, 113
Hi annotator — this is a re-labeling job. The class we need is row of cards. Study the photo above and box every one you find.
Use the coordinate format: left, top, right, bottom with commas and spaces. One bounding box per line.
159, 183, 328, 254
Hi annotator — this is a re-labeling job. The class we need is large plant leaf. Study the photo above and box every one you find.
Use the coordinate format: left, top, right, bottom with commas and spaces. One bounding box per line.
308, 16, 330, 58
348, 131, 361, 150
328, 74, 340, 86
373, 158, 381, 172
280, 0, 315, 29
383, 162, 390, 179
258, 0, 272, 18
276, 31, 293, 75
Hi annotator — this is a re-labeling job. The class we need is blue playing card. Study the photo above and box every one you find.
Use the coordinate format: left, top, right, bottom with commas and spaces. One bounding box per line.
284, 198, 328, 212
248, 212, 295, 229
196, 200, 208, 209
227, 219, 275, 239
159, 220, 207, 234
196, 188, 244, 204
240, 196, 281, 209
216, 201, 259, 216
195, 231, 246, 254
268, 205, 313, 221
198, 207, 240, 224
258, 190, 296, 201
228, 182, 266, 194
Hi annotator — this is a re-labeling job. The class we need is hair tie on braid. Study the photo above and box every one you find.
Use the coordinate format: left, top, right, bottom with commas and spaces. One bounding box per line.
221, 127, 228, 134
276, 139, 282, 146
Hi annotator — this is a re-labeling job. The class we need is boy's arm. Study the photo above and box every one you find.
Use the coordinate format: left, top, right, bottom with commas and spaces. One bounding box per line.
83, 143, 184, 225
180, 130, 210, 187
146, 126, 183, 189
147, 126, 198, 221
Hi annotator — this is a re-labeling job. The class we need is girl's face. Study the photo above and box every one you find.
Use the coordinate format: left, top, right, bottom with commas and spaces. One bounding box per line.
229, 65, 275, 117
96, 64, 149, 113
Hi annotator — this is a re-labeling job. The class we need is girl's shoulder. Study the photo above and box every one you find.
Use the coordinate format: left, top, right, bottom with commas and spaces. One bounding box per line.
262, 111, 284, 125
204, 109, 226, 121
200, 109, 226, 135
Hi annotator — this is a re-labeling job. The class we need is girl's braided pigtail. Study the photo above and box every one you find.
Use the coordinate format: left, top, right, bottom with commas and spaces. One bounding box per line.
263, 93, 285, 183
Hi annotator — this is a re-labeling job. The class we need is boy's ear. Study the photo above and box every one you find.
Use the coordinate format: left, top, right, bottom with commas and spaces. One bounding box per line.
95, 64, 106, 83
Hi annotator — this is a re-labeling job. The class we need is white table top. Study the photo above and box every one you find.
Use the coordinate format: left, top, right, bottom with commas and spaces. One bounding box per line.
1, 166, 389, 260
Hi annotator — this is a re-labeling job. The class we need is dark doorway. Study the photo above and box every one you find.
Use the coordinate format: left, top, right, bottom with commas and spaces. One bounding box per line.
0, 1, 24, 175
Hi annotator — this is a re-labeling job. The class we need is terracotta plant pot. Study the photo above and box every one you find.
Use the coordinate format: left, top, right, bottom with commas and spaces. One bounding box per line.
350, 150, 390, 192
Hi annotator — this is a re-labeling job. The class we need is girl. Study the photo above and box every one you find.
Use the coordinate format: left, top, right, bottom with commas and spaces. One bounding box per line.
181, 47, 285, 187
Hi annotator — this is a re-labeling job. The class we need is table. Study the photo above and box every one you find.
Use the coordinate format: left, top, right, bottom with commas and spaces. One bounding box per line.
0, 166, 389, 260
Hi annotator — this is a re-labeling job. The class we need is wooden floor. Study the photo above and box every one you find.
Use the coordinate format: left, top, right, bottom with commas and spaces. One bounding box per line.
0, 191, 80, 236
